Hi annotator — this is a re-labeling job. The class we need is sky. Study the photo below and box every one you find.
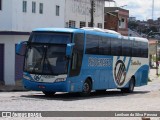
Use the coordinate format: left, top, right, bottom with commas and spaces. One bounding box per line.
105, 0, 160, 21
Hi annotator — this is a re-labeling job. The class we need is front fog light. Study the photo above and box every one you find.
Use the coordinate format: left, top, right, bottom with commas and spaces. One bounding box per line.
55, 78, 66, 82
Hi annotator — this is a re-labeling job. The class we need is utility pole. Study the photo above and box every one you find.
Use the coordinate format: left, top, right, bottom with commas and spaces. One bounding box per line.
152, 0, 154, 20
156, 40, 158, 75
90, 0, 95, 27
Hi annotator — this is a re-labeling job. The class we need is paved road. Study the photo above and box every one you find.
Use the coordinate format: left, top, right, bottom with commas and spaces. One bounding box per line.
0, 77, 160, 120
0, 81, 159, 111
0, 69, 159, 120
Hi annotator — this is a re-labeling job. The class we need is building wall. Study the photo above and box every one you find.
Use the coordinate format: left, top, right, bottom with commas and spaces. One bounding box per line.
104, 7, 129, 36
0, 0, 105, 86
104, 13, 118, 31
0, 0, 12, 30
0, 0, 65, 85
0, 35, 29, 85
1, 0, 105, 31
0, 0, 65, 32
65, 0, 104, 28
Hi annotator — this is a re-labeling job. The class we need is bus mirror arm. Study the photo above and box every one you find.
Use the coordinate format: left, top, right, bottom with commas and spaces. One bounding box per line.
66, 43, 75, 57
16, 41, 28, 56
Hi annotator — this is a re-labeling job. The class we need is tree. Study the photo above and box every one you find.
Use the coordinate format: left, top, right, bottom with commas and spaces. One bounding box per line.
128, 21, 139, 30
150, 26, 158, 32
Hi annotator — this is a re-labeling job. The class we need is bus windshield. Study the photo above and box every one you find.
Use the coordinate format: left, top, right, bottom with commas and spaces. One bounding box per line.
29, 32, 72, 44
24, 44, 68, 75
24, 32, 72, 75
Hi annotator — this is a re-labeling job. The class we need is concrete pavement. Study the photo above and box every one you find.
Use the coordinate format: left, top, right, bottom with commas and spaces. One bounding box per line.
149, 68, 160, 81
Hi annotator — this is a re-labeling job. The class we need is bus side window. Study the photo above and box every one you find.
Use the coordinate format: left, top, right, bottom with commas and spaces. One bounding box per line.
99, 37, 111, 55
69, 33, 84, 77
141, 42, 148, 58
111, 38, 122, 56
86, 35, 99, 54
122, 39, 132, 56
71, 52, 78, 70
132, 41, 141, 57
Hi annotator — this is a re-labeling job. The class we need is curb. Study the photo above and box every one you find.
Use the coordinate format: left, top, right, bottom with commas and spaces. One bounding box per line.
0, 85, 28, 92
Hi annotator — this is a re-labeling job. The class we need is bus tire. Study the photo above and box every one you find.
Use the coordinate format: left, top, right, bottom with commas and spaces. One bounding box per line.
80, 79, 92, 97
121, 77, 135, 93
42, 91, 56, 96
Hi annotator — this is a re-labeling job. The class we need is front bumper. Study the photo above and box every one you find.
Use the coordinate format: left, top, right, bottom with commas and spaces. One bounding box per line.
23, 79, 68, 92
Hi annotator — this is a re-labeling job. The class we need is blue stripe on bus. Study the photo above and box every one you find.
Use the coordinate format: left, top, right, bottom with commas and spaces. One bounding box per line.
123, 56, 126, 62
126, 57, 132, 72
117, 56, 120, 60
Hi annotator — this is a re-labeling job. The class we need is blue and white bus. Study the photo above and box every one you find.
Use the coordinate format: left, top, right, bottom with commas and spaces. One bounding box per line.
16, 27, 149, 96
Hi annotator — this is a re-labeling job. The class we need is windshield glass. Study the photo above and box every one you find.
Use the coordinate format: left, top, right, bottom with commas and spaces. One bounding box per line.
24, 32, 72, 75
29, 32, 71, 44
24, 44, 68, 75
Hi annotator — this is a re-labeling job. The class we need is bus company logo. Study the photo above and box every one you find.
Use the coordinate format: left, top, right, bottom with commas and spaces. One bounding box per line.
34, 75, 42, 81
114, 60, 127, 86
88, 57, 112, 67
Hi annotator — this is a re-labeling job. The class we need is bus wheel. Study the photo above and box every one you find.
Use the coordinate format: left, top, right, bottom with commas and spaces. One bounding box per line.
121, 78, 135, 93
80, 80, 92, 97
42, 91, 56, 96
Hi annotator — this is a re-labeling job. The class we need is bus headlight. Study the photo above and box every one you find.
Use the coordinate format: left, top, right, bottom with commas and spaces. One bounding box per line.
55, 78, 66, 82
23, 75, 31, 80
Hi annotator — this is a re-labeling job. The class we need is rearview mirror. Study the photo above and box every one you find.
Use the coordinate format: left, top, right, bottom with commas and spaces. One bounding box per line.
66, 43, 75, 57
16, 41, 27, 56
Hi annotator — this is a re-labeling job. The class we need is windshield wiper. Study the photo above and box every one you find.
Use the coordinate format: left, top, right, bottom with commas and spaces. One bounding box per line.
42, 46, 54, 75
43, 58, 54, 74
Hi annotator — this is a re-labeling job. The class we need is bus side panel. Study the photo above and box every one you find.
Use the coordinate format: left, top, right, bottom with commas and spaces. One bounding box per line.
134, 65, 149, 87
111, 56, 149, 89
67, 76, 86, 92
99, 70, 109, 89
81, 55, 113, 90
128, 57, 149, 87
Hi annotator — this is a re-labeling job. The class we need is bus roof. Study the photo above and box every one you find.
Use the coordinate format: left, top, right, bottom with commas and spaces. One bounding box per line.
122, 36, 148, 42
33, 27, 120, 35
33, 28, 84, 33
33, 27, 121, 38
129, 36, 148, 42
33, 27, 148, 42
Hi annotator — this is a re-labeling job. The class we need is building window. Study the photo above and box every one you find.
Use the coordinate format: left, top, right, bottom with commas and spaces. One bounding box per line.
39, 3, 43, 14
32, 2, 36, 13
80, 21, 86, 28
65, 22, 69, 28
88, 22, 91, 27
22, 1, 27, 12
69, 20, 76, 28
97, 23, 102, 28
119, 18, 126, 28
56, 5, 60, 16
0, 0, 2, 10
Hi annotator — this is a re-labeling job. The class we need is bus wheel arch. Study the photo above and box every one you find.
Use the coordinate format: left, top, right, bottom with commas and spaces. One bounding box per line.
86, 77, 93, 87
129, 76, 135, 92
131, 76, 136, 86
121, 76, 135, 93
80, 77, 92, 97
